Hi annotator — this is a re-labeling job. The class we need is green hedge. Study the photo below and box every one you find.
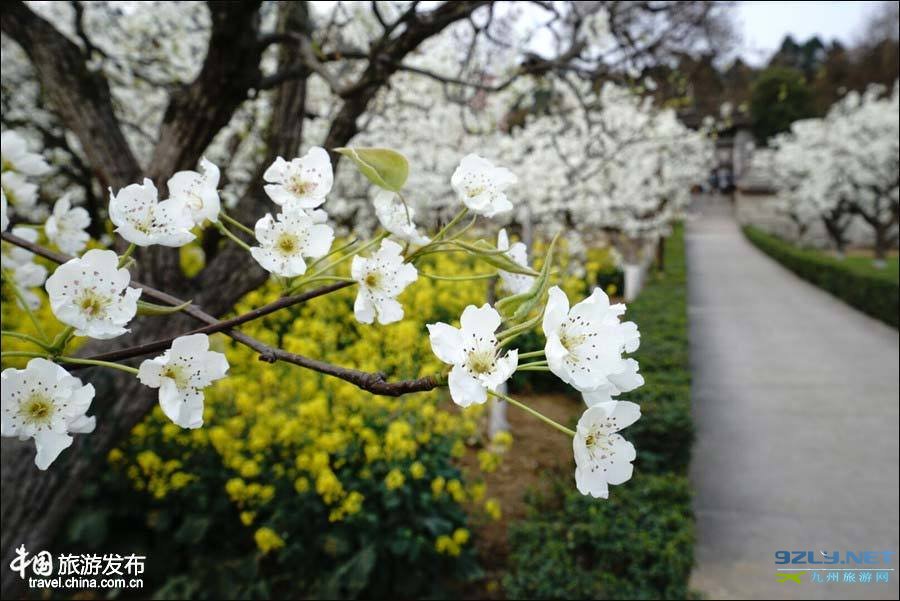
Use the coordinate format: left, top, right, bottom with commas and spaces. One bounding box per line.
504, 225, 695, 599
743, 226, 899, 328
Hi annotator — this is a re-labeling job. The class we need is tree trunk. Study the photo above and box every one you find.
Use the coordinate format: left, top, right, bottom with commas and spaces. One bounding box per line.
623, 263, 645, 302
655, 236, 666, 272
874, 226, 887, 267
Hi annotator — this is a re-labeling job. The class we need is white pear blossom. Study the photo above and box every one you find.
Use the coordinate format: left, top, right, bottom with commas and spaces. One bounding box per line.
427, 304, 518, 407
543, 286, 640, 393
581, 358, 644, 406
1, 358, 96, 470
250, 209, 334, 277
351, 238, 418, 325
45, 249, 142, 339
167, 156, 221, 225
2, 226, 47, 309
263, 147, 333, 209
45, 195, 91, 255
574, 400, 640, 498
1, 131, 51, 176
373, 190, 430, 245
496, 229, 534, 295
1, 190, 8, 231
1, 171, 38, 210
109, 178, 195, 247
450, 154, 516, 217
137, 334, 229, 429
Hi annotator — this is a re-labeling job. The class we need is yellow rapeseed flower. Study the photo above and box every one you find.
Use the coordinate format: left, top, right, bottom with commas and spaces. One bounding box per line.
254, 527, 285, 554
384, 468, 405, 490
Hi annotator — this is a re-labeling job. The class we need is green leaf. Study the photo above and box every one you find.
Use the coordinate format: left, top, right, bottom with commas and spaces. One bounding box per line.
137, 299, 193, 316
510, 234, 558, 322
66, 509, 109, 548
335, 147, 409, 191
317, 544, 377, 599
174, 515, 211, 545
464, 239, 541, 276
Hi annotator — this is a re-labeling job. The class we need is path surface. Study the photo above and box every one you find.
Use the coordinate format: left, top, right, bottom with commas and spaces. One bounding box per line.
686, 197, 900, 600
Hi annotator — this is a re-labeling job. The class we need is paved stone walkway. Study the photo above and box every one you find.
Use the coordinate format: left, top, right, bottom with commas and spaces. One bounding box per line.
686, 198, 900, 600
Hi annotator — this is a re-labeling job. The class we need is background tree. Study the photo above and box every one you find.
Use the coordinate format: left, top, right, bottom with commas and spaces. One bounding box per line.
749, 66, 815, 142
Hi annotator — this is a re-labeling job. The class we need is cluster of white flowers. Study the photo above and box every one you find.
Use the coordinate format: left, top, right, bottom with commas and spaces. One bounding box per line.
109, 178, 195, 247
771, 83, 900, 256
2, 130, 92, 258
341, 73, 710, 269
2, 358, 97, 470
45, 195, 91, 255
3, 131, 644, 499
1, 148, 230, 469
1, 131, 51, 222
419, 157, 643, 499
543, 287, 643, 405
372, 190, 430, 246
250, 148, 337, 277
351, 239, 418, 325
250, 147, 430, 327
428, 304, 519, 407
45, 249, 142, 340
137, 334, 229, 429
1, 226, 47, 309
427, 283, 644, 498
250, 209, 334, 277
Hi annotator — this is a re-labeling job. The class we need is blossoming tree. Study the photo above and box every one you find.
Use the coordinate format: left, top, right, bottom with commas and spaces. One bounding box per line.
770, 83, 900, 261
0, 1, 731, 593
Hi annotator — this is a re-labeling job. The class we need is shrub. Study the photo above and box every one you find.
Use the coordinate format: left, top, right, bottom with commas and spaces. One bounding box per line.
504, 225, 695, 599
503, 474, 694, 600
744, 226, 899, 328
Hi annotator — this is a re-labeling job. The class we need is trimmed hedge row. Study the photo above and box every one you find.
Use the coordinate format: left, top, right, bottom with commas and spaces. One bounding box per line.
503, 225, 696, 599
743, 226, 899, 328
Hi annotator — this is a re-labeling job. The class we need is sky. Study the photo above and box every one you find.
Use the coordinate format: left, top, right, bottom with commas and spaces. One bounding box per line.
735, 1, 890, 65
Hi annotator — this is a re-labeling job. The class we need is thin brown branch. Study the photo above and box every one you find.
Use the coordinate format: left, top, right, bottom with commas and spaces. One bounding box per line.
1, 232, 442, 397
81, 281, 354, 364
394, 63, 522, 92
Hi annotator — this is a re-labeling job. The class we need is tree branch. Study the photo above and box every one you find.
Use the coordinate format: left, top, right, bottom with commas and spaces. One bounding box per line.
79, 281, 354, 364
1, 0, 141, 189
1, 232, 441, 397
322, 0, 490, 158
147, 1, 265, 181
